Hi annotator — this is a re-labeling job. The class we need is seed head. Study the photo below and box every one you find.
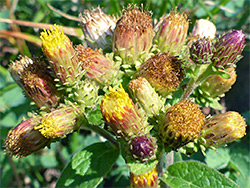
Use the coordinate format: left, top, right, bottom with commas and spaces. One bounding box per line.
113, 4, 154, 65
80, 7, 117, 51
9, 56, 61, 110
137, 53, 184, 97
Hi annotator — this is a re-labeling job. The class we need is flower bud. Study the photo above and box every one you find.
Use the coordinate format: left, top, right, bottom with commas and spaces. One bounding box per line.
113, 4, 154, 65
9, 56, 61, 110
129, 135, 157, 162
199, 111, 247, 148
100, 84, 148, 139
159, 100, 205, 150
72, 79, 99, 109
154, 9, 189, 55
76, 45, 119, 86
137, 53, 184, 97
35, 104, 85, 139
192, 19, 216, 39
199, 67, 237, 98
80, 7, 117, 51
130, 167, 158, 188
4, 116, 50, 157
212, 30, 245, 69
190, 38, 214, 64
40, 25, 82, 85
129, 77, 164, 117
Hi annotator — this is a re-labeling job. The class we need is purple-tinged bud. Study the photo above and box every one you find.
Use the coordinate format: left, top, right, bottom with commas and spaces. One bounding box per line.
129, 135, 157, 162
192, 19, 216, 39
199, 111, 247, 148
35, 104, 85, 139
129, 77, 164, 117
100, 84, 148, 139
9, 56, 61, 110
212, 30, 245, 69
154, 9, 189, 55
80, 7, 117, 51
130, 167, 158, 188
137, 53, 184, 97
4, 116, 50, 157
76, 45, 120, 86
190, 38, 214, 64
113, 4, 154, 65
159, 100, 205, 150
40, 25, 83, 86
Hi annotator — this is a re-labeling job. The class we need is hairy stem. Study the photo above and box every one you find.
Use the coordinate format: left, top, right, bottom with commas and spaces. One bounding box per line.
83, 123, 119, 148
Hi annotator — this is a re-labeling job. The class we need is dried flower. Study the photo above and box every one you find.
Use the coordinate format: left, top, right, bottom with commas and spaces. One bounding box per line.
212, 30, 245, 69
130, 167, 158, 188
129, 135, 157, 162
137, 53, 184, 97
159, 100, 205, 150
100, 84, 148, 139
199, 111, 247, 147
199, 67, 237, 98
129, 77, 164, 117
113, 4, 154, 65
192, 19, 216, 39
4, 116, 50, 157
80, 7, 117, 51
190, 37, 214, 64
76, 45, 119, 86
35, 104, 85, 139
40, 25, 82, 85
9, 56, 61, 110
154, 9, 189, 55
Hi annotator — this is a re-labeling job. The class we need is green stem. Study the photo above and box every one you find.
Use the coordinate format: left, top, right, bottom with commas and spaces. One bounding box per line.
181, 64, 213, 101
82, 123, 119, 148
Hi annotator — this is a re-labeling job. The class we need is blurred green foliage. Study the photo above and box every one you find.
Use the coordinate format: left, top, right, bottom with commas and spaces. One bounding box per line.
0, 0, 249, 187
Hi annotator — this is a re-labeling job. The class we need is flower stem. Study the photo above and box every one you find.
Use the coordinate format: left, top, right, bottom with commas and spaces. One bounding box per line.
181, 64, 213, 101
82, 123, 119, 148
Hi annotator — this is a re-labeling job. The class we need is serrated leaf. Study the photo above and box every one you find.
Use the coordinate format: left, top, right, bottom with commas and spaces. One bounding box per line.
161, 161, 239, 188
205, 148, 231, 170
56, 142, 119, 188
127, 159, 158, 175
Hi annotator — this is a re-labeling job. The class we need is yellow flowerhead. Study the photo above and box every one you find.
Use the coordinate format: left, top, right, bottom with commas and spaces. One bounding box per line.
35, 105, 84, 139
40, 25, 81, 85
130, 167, 158, 188
159, 100, 205, 150
101, 84, 147, 139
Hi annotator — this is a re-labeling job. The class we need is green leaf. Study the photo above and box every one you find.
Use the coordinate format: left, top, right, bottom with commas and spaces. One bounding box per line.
127, 159, 158, 175
56, 142, 119, 188
205, 148, 231, 170
161, 161, 239, 188
229, 148, 250, 187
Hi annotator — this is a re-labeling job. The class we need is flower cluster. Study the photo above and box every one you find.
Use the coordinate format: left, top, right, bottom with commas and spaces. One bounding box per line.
4, 4, 247, 187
